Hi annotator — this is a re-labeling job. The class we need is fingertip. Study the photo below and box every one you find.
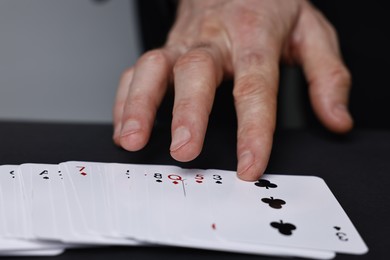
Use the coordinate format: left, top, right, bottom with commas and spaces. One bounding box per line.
170, 149, 199, 162
237, 151, 254, 175
170, 142, 202, 162
308, 69, 353, 134
170, 126, 191, 152
236, 150, 267, 181
331, 104, 354, 133
312, 101, 354, 135
170, 126, 203, 162
237, 164, 265, 182
119, 120, 148, 151
119, 133, 147, 152
170, 144, 201, 162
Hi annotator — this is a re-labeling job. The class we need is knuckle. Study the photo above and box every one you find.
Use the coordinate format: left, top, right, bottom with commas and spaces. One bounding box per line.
237, 122, 275, 150
139, 49, 171, 67
173, 98, 210, 119
310, 65, 352, 91
332, 66, 352, 89
172, 100, 193, 116
239, 113, 276, 135
233, 74, 277, 102
174, 49, 214, 73
126, 94, 150, 109
173, 99, 195, 116
237, 52, 267, 68
233, 75, 261, 99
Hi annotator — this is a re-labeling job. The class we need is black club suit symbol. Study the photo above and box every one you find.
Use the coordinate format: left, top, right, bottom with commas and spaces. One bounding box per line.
261, 197, 286, 209
271, 220, 297, 236
255, 179, 277, 189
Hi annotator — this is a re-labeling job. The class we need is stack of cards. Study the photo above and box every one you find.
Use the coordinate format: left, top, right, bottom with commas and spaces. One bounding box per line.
0, 161, 368, 259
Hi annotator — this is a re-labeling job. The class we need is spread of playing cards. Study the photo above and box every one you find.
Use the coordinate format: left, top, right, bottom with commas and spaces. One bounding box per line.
0, 161, 368, 259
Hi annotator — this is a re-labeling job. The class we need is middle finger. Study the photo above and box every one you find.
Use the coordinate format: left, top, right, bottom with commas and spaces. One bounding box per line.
170, 45, 224, 161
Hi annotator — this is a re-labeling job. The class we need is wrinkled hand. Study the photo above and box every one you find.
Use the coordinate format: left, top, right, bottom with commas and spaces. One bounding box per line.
113, 0, 353, 181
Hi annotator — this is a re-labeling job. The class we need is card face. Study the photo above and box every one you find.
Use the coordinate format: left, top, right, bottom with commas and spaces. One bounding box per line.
19, 164, 62, 240
59, 161, 139, 245
50, 163, 78, 241
176, 168, 217, 243
104, 163, 133, 238
0, 165, 27, 238
91, 163, 116, 237
140, 167, 336, 260
145, 165, 189, 244
162, 169, 336, 260
106, 163, 149, 241
60, 161, 98, 235
56, 161, 104, 243
144, 165, 169, 243
0, 171, 7, 237
207, 171, 368, 255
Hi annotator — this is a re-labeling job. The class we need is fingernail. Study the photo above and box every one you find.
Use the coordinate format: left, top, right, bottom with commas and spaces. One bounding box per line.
120, 120, 141, 137
170, 126, 191, 151
237, 151, 254, 175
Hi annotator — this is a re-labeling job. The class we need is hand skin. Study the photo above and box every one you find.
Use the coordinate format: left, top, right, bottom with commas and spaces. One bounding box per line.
113, 0, 353, 181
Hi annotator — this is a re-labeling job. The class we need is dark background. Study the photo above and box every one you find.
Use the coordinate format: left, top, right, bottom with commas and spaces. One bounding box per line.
136, 0, 390, 130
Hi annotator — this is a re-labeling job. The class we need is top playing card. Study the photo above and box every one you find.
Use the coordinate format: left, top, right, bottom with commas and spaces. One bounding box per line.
204, 170, 368, 255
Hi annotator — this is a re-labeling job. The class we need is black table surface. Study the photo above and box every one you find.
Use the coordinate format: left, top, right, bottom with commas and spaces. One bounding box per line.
0, 121, 389, 260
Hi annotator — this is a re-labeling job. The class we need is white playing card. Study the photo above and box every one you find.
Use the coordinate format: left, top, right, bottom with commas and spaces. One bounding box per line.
104, 163, 136, 239
153, 167, 336, 260
92, 163, 119, 238
50, 163, 80, 242
0, 177, 6, 237
18, 163, 59, 240
182, 169, 219, 242
53, 161, 105, 243
105, 163, 149, 241
207, 171, 368, 255
69, 162, 115, 237
144, 164, 192, 244
58, 161, 138, 245
16, 164, 35, 239
136, 166, 335, 259
0, 165, 28, 238
60, 161, 98, 235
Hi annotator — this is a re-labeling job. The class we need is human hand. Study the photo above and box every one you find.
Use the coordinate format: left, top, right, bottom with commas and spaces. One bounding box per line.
113, 0, 353, 181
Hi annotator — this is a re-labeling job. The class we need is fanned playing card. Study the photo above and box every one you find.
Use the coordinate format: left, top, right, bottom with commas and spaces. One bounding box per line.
0, 162, 368, 259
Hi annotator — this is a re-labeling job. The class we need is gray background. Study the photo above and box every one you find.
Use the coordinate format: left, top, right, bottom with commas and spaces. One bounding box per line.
0, 0, 141, 123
